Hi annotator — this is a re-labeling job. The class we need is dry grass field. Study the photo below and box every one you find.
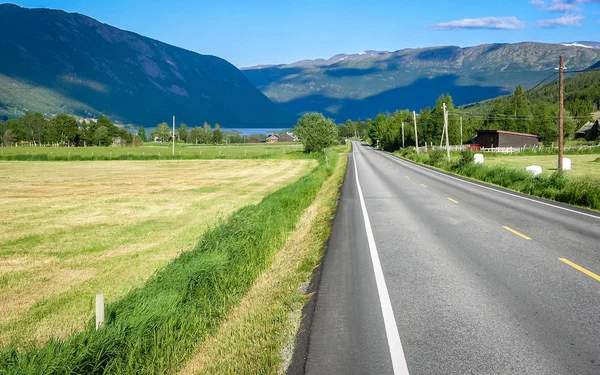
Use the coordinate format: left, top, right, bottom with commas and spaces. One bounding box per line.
0, 159, 316, 348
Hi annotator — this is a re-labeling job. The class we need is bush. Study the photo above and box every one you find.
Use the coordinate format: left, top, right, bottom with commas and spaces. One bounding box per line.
455, 149, 474, 168
428, 150, 445, 166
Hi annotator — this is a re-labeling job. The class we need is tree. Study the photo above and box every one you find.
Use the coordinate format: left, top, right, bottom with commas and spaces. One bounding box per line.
201, 122, 212, 144
187, 126, 201, 144
79, 120, 92, 147
93, 126, 111, 146
97, 116, 118, 137
2, 128, 16, 146
294, 112, 338, 153
137, 126, 147, 142
20, 112, 46, 145
212, 124, 223, 144
48, 114, 78, 145
156, 122, 170, 141
178, 123, 188, 142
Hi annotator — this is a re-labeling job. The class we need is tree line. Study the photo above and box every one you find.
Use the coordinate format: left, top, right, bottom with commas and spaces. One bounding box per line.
0, 113, 131, 147
342, 84, 592, 152
0, 112, 281, 147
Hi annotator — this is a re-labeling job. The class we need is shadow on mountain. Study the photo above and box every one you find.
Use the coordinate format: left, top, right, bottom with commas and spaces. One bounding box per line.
241, 67, 305, 90
324, 67, 382, 77
416, 47, 461, 61
278, 74, 508, 121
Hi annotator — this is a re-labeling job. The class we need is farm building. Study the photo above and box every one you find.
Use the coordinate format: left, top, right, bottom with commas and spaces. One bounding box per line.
266, 135, 279, 143
248, 137, 264, 143
278, 133, 297, 142
575, 120, 599, 141
475, 130, 539, 148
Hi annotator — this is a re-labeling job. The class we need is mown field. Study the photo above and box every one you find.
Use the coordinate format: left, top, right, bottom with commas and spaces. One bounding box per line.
0, 158, 316, 349
484, 154, 600, 181
0, 143, 302, 160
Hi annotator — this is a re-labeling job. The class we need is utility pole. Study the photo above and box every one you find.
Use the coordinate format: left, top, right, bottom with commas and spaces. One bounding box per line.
172, 115, 175, 156
460, 116, 463, 148
401, 122, 405, 148
558, 56, 564, 172
413, 111, 419, 154
443, 103, 450, 159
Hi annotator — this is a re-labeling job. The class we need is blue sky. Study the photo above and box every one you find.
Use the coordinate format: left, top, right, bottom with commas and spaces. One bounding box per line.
8, 0, 600, 67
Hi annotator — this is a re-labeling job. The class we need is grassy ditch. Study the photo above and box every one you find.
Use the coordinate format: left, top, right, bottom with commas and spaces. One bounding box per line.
398, 149, 600, 211
179, 147, 347, 375
0, 149, 342, 374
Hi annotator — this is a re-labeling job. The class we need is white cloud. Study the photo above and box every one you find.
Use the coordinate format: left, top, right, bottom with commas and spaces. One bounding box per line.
531, 0, 581, 12
433, 16, 525, 30
537, 14, 584, 27
531, 0, 600, 12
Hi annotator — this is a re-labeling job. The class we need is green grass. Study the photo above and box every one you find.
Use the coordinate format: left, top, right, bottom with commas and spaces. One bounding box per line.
484, 154, 600, 181
0, 148, 339, 374
399, 150, 600, 211
180, 145, 348, 374
0, 143, 303, 161
0, 159, 315, 348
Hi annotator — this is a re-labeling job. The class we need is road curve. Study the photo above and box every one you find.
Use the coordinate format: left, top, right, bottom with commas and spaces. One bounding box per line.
300, 142, 600, 375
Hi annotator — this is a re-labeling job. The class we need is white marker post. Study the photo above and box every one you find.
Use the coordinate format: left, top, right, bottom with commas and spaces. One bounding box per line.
96, 294, 104, 330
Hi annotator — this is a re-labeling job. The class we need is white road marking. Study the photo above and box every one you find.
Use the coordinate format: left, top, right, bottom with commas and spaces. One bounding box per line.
353, 146, 411, 375
378, 150, 600, 221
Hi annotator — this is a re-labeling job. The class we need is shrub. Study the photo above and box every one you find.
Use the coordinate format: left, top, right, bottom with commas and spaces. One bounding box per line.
428, 150, 445, 166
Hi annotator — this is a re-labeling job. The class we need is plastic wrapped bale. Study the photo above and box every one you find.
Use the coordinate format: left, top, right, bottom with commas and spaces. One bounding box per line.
562, 158, 572, 171
526, 165, 543, 176
474, 153, 484, 164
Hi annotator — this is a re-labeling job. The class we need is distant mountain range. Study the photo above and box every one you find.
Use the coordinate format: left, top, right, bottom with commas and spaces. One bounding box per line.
242, 42, 600, 122
0, 4, 294, 128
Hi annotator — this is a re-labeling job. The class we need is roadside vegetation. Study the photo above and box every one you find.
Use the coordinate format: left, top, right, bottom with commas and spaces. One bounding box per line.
397, 149, 600, 211
180, 145, 348, 375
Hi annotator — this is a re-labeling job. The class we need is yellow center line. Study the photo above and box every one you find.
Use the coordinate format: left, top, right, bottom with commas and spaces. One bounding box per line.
502, 226, 531, 240
447, 197, 459, 204
405, 176, 410, 179
420, 184, 427, 188
559, 258, 600, 282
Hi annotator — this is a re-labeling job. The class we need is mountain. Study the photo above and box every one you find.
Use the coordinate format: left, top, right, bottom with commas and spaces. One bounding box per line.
242, 42, 600, 122
563, 41, 600, 49
0, 4, 294, 128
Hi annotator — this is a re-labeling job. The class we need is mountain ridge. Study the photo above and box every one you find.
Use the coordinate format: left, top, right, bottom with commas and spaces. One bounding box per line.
0, 4, 294, 128
242, 42, 600, 122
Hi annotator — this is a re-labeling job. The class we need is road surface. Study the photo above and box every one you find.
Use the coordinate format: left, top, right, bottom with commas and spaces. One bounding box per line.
301, 142, 600, 375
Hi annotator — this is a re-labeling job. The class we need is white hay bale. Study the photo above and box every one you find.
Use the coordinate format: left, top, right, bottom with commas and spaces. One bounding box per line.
474, 153, 484, 164
526, 165, 543, 176
562, 158, 572, 171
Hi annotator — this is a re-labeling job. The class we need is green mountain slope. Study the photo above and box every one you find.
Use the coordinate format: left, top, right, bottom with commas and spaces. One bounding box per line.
242, 43, 600, 122
0, 4, 294, 128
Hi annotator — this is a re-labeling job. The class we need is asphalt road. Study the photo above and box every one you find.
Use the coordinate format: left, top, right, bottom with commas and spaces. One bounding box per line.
302, 142, 600, 375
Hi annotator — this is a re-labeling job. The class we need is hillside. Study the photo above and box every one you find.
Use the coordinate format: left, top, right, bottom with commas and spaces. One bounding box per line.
242, 42, 600, 122
0, 4, 294, 128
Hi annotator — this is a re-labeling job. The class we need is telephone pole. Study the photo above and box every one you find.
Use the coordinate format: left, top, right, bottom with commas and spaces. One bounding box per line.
460, 116, 463, 148
401, 122, 405, 148
443, 103, 450, 159
413, 111, 419, 154
558, 56, 564, 172
172, 115, 175, 156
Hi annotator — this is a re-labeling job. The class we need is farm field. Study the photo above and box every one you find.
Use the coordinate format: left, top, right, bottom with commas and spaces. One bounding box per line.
485, 154, 600, 181
0, 143, 303, 159
0, 158, 316, 348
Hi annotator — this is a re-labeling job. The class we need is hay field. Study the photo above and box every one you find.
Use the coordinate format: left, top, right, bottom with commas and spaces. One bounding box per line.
0, 159, 316, 348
